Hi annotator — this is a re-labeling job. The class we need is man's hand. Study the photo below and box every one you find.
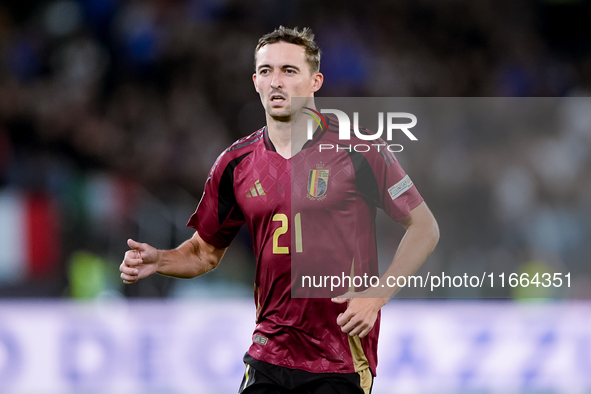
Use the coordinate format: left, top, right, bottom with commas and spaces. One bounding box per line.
331, 292, 388, 338
120, 239, 160, 284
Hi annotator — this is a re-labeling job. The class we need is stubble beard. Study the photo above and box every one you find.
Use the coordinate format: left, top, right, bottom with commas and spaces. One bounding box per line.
268, 105, 292, 123
270, 113, 291, 122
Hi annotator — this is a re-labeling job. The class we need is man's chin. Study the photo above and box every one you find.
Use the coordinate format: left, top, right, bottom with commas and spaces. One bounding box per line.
268, 109, 292, 123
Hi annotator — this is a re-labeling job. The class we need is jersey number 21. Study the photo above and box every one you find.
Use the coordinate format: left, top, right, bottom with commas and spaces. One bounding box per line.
272, 213, 302, 254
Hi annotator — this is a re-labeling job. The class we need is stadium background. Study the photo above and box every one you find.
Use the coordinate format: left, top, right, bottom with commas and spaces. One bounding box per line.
0, 0, 590, 393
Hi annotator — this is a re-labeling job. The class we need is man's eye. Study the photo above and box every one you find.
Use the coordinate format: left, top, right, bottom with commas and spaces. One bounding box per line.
286, 69, 296, 74
260, 69, 269, 75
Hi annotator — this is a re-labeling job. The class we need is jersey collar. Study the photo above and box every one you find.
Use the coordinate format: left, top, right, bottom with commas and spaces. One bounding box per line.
302, 113, 333, 150
263, 115, 334, 153
263, 126, 277, 152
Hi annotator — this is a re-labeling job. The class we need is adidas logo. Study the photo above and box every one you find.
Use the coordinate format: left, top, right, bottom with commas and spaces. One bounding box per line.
246, 180, 266, 198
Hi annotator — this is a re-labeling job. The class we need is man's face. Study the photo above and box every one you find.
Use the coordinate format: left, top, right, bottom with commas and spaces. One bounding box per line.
253, 41, 322, 122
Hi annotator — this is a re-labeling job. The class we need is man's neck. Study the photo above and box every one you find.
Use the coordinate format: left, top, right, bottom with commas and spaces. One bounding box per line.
267, 118, 292, 159
266, 106, 316, 159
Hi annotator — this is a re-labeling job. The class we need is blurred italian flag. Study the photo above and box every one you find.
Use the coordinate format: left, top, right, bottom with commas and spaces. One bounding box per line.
0, 189, 60, 283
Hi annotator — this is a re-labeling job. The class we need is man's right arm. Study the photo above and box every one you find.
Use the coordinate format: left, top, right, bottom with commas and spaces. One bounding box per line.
119, 231, 227, 284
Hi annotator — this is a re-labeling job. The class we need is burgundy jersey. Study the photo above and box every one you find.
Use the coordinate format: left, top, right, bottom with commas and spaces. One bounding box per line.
187, 116, 423, 376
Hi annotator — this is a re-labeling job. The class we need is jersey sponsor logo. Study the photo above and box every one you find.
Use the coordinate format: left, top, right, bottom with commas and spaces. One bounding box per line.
307, 163, 329, 200
388, 175, 413, 200
246, 180, 266, 198
253, 334, 268, 345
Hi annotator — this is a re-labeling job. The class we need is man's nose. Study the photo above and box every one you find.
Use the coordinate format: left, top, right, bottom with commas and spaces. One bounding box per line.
270, 72, 283, 89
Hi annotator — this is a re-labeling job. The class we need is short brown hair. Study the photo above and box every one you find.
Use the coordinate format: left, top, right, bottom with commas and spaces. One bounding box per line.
255, 26, 321, 74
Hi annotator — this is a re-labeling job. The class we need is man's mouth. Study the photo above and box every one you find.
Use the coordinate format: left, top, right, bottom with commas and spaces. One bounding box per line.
270, 94, 286, 103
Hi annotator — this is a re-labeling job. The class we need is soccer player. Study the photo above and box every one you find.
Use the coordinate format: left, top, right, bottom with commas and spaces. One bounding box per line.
120, 26, 439, 394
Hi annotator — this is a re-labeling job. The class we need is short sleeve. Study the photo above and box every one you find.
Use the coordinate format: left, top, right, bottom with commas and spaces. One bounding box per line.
186, 151, 249, 248
349, 147, 423, 222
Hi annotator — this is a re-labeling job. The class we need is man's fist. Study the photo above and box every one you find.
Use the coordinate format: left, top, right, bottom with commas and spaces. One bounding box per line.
119, 239, 159, 284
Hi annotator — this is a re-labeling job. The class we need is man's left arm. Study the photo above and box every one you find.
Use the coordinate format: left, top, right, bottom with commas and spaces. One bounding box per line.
332, 201, 439, 338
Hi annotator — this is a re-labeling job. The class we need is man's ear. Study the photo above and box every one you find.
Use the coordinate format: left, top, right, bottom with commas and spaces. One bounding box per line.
253, 73, 259, 92
312, 72, 324, 93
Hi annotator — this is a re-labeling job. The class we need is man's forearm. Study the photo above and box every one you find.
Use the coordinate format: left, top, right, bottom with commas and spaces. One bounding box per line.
380, 223, 438, 297
157, 233, 226, 278
371, 203, 440, 303
331, 203, 439, 338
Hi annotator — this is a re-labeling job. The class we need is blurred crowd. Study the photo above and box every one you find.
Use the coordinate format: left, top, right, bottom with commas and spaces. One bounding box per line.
0, 0, 590, 298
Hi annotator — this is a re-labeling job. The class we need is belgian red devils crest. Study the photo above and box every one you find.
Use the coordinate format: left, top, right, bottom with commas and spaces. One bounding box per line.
307, 162, 329, 200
